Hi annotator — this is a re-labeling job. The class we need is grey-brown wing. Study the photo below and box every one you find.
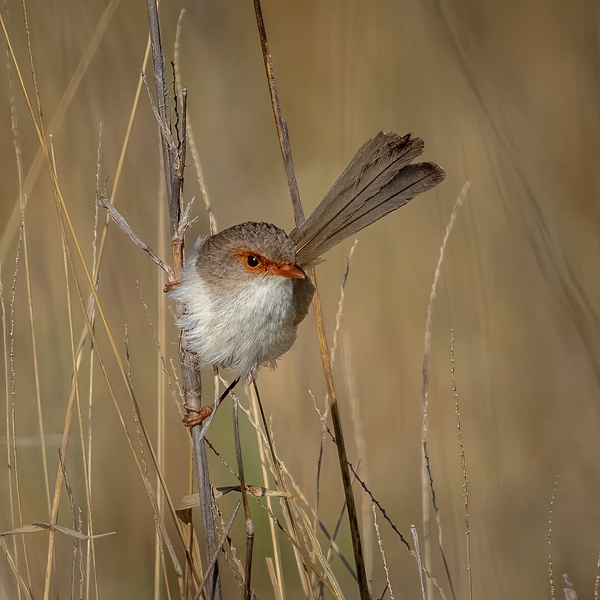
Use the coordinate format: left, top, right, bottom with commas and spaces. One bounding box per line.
290, 132, 445, 266
292, 274, 316, 327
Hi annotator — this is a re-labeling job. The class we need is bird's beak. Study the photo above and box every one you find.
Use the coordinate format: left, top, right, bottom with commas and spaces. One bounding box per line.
270, 264, 306, 279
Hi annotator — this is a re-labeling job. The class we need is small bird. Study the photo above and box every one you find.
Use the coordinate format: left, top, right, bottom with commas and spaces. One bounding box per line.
171, 132, 445, 406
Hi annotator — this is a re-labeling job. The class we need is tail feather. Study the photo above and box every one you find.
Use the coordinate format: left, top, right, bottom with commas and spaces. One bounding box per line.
290, 132, 445, 266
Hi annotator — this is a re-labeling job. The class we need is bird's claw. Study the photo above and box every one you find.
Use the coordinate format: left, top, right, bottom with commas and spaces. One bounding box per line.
182, 403, 213, 428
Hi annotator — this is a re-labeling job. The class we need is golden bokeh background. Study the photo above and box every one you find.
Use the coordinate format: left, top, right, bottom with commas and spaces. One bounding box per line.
0, 0, 599, 598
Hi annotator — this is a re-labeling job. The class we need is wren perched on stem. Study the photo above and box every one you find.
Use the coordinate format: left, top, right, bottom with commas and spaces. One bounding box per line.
171, 131, 445, 423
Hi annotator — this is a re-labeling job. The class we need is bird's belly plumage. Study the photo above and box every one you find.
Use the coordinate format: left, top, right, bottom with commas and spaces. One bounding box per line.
174, 268, 299, 379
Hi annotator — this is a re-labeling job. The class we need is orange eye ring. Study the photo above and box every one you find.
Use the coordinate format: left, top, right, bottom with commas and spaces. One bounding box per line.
246, 255, 260, 268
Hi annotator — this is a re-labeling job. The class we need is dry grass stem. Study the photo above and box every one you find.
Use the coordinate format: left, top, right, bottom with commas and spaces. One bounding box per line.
252, 0, 304, 224
410, 525, 427, 600
421, 181, 469, 597
548, 474, 560, 600
12, 80, 50, 518
372, 504, 394, 600
97, 197, 175, 280
193, 500, 243, 600
173, 10, 217, 238
232, 396, 255, 598
594, 550, 600, 600
310, 403, 411, 552
186, 120, 217, 235
248, 382, 285, 597
5, 43, 32, 596
330, 239, 358, 370
94, 32, 152, 287
562, 574, 577, 600
8, 220, 34, 591
137, 283, 183, 415
0, 536, 33, 599
312, 278, 368, 597
313, 241, 361, 592
450, 330, 472, 600
344, 338, 373, 579
58, 188, 98, 600
238, 391, 360, 592
266, 557, 284, 600
1, 263, 20, 596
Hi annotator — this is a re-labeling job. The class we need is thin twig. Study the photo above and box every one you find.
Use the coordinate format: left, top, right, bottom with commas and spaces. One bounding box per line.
97, 196, 174, 280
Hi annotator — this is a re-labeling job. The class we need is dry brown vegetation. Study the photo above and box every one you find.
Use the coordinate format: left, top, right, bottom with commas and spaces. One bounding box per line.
1, 0, 599, 598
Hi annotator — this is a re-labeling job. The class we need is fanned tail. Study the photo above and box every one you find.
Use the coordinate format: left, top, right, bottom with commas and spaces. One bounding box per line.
290, 132, 445, 266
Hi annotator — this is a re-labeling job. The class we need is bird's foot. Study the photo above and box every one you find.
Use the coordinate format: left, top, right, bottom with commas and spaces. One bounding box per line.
181, 376, 241, 427
182, 403, 213, 427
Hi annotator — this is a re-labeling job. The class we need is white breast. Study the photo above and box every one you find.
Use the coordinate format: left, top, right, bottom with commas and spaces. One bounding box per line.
172, 256, 298, 380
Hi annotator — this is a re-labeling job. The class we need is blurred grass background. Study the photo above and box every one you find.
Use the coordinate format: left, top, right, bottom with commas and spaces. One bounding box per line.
1, 0, 599, 597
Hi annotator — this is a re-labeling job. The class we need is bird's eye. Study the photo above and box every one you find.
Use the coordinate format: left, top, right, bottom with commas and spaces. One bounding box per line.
246, 255, 260, 268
